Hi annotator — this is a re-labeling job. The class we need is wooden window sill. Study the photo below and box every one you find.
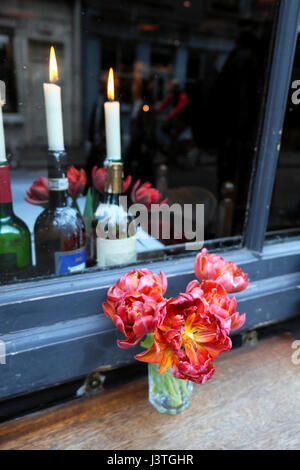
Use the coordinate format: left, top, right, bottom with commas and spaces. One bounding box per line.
0, 334, 299, 450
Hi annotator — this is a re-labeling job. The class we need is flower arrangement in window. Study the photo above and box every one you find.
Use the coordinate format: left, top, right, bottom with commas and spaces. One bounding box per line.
103, 248, 249, 414
25, 165, 166, 211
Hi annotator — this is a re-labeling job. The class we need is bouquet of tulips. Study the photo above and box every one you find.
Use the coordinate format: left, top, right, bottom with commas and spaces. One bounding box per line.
103, 248, 248, 410
25, 165, 166, 210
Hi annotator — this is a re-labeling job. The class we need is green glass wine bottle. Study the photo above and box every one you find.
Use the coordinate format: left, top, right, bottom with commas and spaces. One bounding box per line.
93, 161, 137, 268
34, 150, 86, 276
0, 160, 32, 282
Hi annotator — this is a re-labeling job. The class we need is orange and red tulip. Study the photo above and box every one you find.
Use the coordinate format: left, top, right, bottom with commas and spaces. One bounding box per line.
194, 248, 249, 294
136, 292, 232, 383
103, 269, 168, 348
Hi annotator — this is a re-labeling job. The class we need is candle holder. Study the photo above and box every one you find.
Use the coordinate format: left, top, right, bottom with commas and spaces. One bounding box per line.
34, 148, 87, 275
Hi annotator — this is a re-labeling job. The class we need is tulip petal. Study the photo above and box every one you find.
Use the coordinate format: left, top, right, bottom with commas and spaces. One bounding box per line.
135, 343, 162, 363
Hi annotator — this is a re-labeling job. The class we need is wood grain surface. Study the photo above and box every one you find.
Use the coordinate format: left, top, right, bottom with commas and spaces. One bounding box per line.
0, 334, 299, 450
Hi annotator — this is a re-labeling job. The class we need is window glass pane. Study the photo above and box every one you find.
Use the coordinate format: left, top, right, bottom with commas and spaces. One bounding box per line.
0, 0, 276, 284
267, 27, 300, 238
0, 31, 17, 113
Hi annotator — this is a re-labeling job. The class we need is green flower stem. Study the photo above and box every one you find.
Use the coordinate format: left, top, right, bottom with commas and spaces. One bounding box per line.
71, 198, 81, 214
149, 364, 161, 396
149, 363, 186, 408
165, 375, 182, 407
179, 379, 189, 398
147, 339, 193, 413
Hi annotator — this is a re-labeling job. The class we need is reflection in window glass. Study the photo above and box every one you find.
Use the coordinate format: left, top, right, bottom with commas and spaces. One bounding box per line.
0, 0, 276, 284
0, 31, 17, 113
268, 31, 300, 235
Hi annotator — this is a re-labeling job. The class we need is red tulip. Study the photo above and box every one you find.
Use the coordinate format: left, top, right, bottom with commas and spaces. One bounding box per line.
136, 292, 232, 383
92, 166, 106, 194
131, 180, 167, 210
67, 166, 87, 199
123, 175, 132, 193
25, 176, 49, 206
92, 166, 132, 194
106, 268, 167, 305
103, 269, 168, 349
186, 280, 246, 332
194, 248, 249, 293
103, 293, 157, 349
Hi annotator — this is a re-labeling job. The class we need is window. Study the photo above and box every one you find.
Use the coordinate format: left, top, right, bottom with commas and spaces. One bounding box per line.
267, 33, 300, 237
1, 0, 300, 404
1, 0, 276, 286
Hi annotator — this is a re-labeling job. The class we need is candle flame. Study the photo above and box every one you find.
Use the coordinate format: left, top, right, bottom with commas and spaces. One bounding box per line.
107, 68, 114, 101
49, 46, 59, 83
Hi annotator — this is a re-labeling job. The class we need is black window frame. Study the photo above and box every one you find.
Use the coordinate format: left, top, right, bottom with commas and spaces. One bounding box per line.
1, 0, 300, 402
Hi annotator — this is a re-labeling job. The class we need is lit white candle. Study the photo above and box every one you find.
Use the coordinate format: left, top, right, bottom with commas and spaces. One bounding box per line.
0, 102, 6, 163
43, 46, 64, 151
104, 68, 121, 160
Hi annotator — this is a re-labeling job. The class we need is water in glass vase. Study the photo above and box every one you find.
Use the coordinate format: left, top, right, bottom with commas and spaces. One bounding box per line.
148, 363, 193, 415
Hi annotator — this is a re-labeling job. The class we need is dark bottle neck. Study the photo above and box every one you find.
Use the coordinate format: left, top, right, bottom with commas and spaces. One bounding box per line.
0, 161, 13, 218
49, 191, 68, 208
47, 150, 68, 208
0, 202, 13, 218
104, 193, 120, 205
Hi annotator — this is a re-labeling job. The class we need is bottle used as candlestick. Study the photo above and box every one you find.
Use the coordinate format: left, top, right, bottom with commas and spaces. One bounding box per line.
91, 68, 136, 267
93, 161, 136, 268
36, 46, 86, 275
34, 150, 86, 275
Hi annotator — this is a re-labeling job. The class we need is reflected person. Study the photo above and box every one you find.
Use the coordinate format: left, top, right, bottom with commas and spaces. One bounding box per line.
208, 30, 264, 232
124, 76, 156, 184
155, 78, 191, 162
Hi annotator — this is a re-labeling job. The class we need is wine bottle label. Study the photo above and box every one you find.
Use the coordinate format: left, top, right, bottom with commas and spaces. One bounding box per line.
0, 165, 12, 203
97, 236, 137, 268
54, 246, 86, 274
48, 178, 69, 191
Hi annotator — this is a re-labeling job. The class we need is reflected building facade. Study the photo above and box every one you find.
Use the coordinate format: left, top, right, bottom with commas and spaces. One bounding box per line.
0, 0, 276, 238
0, 0, 82, 167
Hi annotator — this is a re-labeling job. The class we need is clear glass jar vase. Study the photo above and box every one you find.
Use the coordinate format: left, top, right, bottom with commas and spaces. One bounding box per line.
148, 363, 193, 415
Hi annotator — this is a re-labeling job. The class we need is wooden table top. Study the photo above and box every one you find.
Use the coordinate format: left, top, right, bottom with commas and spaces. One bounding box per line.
0, 334, 299, 450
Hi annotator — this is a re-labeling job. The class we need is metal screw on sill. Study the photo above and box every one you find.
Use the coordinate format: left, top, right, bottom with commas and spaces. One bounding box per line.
76, 371, 106, 397
241, 330, 258, 347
